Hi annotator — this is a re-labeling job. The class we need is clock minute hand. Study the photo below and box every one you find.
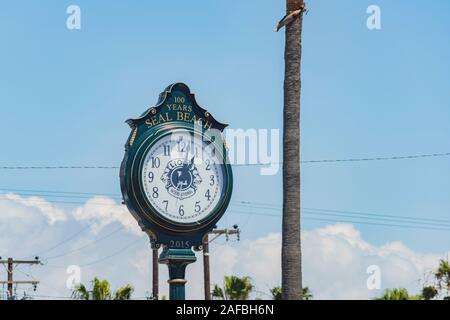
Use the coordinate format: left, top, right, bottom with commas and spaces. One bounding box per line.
183, 142, 191, 165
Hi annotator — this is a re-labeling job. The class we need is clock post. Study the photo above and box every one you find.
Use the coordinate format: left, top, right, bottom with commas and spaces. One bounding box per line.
159, 247, 196, 300
120, 83, 233, 300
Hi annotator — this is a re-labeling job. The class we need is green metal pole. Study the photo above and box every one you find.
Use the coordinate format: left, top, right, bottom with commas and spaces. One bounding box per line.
159, 247, 196, 300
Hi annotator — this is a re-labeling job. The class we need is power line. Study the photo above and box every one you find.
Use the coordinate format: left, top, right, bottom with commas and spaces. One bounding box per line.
0, 196, 117, 207
2, 188, 449, 225
231, 205, 450, 227
43, 237, 144, 269
0, 151, 449, 170
0, 187, 119, 198
228, 211, 450, 232
230, 202, 450, 225
43, 226, 125, 260
228, 208, 450, 229
5, 188, 450, 223
80, 238, 142, 267
227, 209, 450, 231
240, 151, 450, 165
3, 190, 450, 231
78, 237, 144, 267
0, 187, 447, 225
300, 152, 450, 164
301, 210, 450, 228
2, 189, 450, 229
0, 166, 119, 170
31, 225, 91, 258
0, 191, 120, 200
302, 207, 450, 225
3, 188, 450, 234
302, 216, 450, 232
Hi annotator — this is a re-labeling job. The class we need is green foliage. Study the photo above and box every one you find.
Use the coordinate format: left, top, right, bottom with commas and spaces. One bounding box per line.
302, 287, 313, 300
421, 286, 438, 300
436, 260, 450, 278
91, 278, 112, 300
435, 260, 450, 289
376, 259, 450, 300
419, 259, 450, 300
72, 277, 134, 300
73, 283, 89, 300
375, 288, 419, 300
270, 287, 282, 300
212, 276, 253, 300
114, 284, 134, 300
212, 284, 225, 300
270, 286, 313, 300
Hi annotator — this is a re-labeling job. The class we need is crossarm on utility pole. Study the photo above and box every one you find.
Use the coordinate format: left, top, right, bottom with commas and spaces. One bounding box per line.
202, 227, 240, 300
0, 258, 41, 299
0, 281, 39, 285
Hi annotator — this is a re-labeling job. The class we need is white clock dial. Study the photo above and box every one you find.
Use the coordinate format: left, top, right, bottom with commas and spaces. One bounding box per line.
141, 132, 225, 224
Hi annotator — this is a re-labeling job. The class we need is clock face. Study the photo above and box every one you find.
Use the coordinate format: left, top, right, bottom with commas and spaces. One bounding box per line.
141, 131, 225, 224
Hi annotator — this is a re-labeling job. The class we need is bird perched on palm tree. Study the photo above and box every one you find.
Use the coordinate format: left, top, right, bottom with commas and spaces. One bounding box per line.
275, 3, 306, 32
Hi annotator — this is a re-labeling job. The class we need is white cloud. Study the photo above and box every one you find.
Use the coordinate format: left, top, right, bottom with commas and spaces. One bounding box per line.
0, 193, 448, 300
3, 193, 66, 225
72, 196, 142, 235
129, 224, 447, 300
304, 224, 448, 299
183, 224, 448, 300
0, 193, 141, 234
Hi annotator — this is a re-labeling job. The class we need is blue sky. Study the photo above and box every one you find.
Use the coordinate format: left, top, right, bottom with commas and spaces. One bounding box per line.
0, 0, 449, 299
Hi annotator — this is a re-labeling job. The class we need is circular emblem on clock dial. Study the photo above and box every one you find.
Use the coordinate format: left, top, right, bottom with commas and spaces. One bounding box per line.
161, 158, 202, 200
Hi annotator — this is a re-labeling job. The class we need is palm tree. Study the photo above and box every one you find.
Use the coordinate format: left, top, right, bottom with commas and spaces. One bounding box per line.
375, 288, 422, 300
377, 259, 450, 300
282, 0, 305, 300
73, 283, 90, 300
212, 284, 225, 300
436, 260, 450, 285
435, 259, 450, 299
91, 278, 112, 300
114, 284, 134, 300
72, 277, 134, 300
421, 286, 438, 300
212, 276, 253, 300
270, 286, 312, 300
376, 288, 409, 300
302, 287, 313, 300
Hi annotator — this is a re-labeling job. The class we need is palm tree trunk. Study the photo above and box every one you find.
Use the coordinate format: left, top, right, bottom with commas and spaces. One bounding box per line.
282, 0, 304, 300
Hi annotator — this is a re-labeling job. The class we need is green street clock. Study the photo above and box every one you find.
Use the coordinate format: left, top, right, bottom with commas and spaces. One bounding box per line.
120, 83, 233, 249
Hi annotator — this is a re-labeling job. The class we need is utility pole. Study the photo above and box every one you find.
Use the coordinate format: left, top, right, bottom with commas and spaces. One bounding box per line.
0, 257, 40, 300
203, 226, 240, 300
202, 234, 211, 300
152, 248, 159, 300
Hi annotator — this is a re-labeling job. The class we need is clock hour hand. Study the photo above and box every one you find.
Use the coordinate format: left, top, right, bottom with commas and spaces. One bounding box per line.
184, 144, 190, 160
183, 141, 192, 165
